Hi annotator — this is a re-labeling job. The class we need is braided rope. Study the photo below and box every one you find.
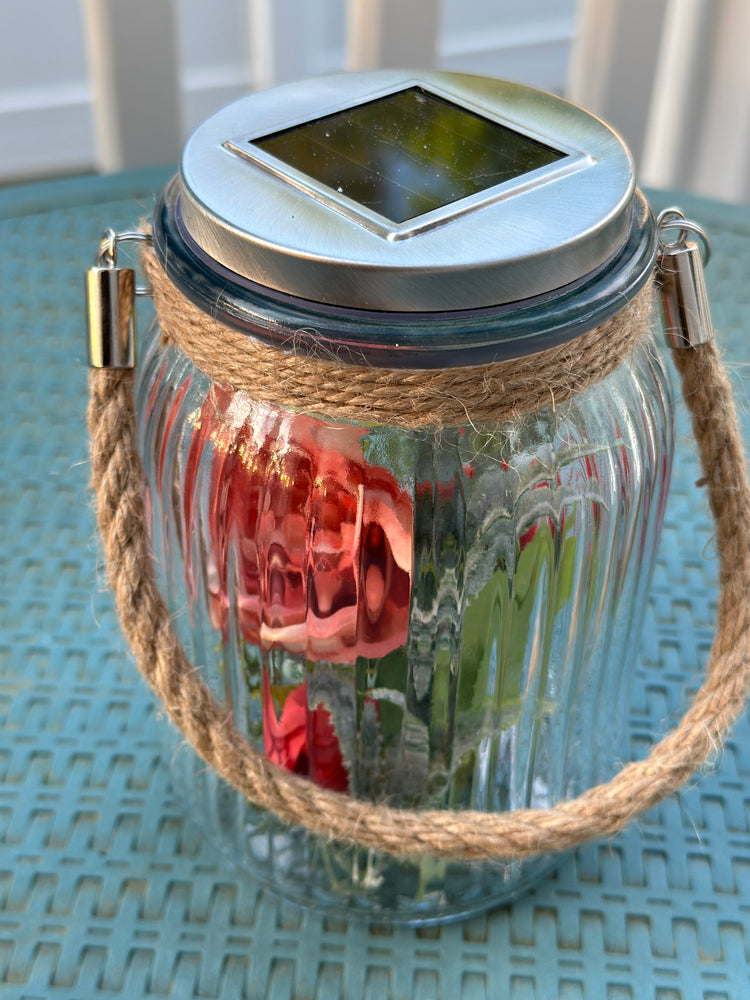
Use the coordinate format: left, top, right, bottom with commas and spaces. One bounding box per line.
88, 309, 750, 860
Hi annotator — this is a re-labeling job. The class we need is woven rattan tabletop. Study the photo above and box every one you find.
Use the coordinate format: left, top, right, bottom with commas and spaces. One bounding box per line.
1, 171, 750, 999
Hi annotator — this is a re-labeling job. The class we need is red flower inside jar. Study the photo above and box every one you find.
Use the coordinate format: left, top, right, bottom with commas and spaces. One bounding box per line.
262, 673, 350, 792
181, 385, 414, 665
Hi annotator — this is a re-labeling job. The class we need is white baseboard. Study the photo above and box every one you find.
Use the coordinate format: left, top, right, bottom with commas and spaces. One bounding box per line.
0, 84, 94, 181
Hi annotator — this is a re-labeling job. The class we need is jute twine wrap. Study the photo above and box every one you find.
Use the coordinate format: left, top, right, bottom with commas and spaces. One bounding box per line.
87, 253, 750, 861
141, 245, 652, 427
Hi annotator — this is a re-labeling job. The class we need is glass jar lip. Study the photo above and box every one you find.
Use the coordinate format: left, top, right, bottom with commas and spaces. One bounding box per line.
151, 178, 657, 371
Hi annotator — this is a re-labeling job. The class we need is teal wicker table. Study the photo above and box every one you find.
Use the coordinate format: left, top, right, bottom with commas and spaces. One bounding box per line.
1, 171, 749, 999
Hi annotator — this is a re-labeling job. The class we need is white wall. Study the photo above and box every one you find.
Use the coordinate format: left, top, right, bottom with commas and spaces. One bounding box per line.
0, 0, 577, 182
0, 0, 93, 180
440, 0, 575, 93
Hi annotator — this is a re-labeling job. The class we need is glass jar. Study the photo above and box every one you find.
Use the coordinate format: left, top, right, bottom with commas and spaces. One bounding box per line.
133, 71, 675, 923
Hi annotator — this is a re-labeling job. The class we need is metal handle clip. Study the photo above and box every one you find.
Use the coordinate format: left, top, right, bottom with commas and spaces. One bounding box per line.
656, 208, 714, 349
86, 229, 152, 369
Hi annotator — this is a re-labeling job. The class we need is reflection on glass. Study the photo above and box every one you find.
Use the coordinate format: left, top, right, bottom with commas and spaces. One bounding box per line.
252, 87, 566, 223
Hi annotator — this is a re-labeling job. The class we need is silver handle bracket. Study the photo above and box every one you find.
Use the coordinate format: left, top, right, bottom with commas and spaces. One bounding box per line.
656, 208, 715, 349
86, 229, 152, 369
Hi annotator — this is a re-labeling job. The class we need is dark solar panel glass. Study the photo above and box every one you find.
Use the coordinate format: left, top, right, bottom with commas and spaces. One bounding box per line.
252, 87, 566, 224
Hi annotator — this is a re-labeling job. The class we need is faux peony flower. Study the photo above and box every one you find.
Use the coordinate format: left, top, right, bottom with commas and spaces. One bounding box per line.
183, 385, 413, 665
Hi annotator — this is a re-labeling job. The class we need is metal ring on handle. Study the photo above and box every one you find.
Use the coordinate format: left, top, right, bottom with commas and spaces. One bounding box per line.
96, 229, 153, 295
657, 208, 712, 265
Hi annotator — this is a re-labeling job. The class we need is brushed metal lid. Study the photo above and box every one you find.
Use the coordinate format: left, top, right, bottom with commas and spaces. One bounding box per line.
176, 70, 637, 312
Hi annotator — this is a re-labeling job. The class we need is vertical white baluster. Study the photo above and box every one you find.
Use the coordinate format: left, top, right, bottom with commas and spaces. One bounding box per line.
82, 0, 181, 171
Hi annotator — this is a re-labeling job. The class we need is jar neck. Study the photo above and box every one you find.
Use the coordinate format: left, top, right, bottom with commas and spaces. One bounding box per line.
151, 177, 657, 370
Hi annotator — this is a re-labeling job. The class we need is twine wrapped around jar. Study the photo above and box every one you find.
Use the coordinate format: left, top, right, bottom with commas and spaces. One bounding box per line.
87, 246, 750, 861
139, 245, 653, 429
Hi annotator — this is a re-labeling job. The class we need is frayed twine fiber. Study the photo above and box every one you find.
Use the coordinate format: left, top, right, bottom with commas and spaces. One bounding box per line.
141, 244, 654, 428
87, 254, 750, 860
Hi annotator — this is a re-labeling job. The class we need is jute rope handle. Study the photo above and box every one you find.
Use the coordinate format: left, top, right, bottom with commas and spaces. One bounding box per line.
88, 259, 750, 861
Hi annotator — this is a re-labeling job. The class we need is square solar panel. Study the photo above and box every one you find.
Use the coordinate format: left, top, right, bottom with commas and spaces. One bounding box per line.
250, 87, 566, 225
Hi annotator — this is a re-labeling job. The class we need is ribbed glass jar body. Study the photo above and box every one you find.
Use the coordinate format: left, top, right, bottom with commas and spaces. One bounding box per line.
135, 316, 674, 924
